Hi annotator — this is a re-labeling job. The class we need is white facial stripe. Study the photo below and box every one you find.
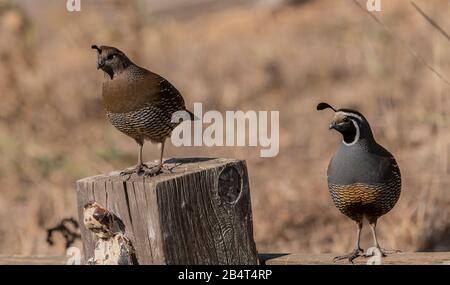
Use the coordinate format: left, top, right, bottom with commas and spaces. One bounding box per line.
342, 118, 360, 146
340, 112, 362, 122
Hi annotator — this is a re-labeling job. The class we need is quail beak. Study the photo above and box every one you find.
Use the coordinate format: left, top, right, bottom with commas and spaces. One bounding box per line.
329, 121, 337, 130
96, 61, 104, 70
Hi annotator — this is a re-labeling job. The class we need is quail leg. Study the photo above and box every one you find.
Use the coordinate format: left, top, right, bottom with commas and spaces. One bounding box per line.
333, 221, 364, 263
120, 142, 146, 176
365, 220, 401, 258
142, 141, 166, 177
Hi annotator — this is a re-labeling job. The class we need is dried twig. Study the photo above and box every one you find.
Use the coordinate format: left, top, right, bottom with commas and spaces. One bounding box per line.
410, 1, 450, 43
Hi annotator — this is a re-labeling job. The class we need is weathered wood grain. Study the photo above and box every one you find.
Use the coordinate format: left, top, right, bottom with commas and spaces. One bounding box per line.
76, 158, 259, 265
260, 252, 450, 265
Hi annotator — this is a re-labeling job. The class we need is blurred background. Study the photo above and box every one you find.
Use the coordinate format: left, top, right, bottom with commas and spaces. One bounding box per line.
0, 0, 449, 256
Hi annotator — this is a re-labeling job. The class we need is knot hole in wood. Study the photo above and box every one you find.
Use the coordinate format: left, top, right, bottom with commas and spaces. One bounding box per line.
218, 165, 242, 204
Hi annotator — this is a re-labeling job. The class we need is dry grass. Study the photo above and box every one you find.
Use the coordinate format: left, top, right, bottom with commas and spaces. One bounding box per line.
0, 0, 449, 256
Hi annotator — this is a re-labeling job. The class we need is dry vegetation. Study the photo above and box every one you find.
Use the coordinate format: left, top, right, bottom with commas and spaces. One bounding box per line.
0, 0, 449, 256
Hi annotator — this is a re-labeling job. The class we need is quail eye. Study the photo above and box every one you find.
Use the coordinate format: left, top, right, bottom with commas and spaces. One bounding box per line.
343, 117, 349, 122
107, 54, 115, 60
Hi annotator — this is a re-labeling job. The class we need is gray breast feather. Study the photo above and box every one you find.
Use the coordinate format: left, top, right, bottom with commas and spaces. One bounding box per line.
327, 144, 398, 185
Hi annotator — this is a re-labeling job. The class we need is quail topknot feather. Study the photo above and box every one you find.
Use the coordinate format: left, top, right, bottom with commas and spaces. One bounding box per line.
91, 45, 194, 176
317, 102, 401, 263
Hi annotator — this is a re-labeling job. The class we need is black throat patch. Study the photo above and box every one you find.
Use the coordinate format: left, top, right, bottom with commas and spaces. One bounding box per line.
342, 122, 357, 144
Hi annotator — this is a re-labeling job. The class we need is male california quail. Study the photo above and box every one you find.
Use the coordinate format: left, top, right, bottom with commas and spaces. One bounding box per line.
91, 45, 194, 176
317, 102, 401, 263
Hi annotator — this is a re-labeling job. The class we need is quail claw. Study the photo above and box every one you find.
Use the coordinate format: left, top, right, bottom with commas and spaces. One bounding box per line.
333, 248, 364, 264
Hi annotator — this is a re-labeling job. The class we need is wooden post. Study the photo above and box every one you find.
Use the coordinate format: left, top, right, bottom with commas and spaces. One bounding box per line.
76, 158, 259, 265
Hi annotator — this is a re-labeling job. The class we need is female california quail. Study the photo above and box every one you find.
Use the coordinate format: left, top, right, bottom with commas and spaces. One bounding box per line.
317, 102, 401, 263
91, 45, 194, 176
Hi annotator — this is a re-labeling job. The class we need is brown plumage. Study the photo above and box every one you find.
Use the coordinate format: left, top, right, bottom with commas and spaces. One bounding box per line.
91, 45, 194, 176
